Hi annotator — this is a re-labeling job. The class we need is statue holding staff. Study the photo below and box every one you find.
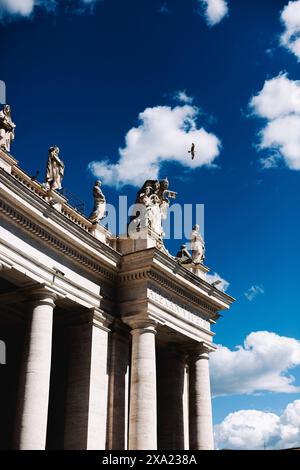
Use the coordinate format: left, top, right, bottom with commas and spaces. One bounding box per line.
44, 146, 65, 191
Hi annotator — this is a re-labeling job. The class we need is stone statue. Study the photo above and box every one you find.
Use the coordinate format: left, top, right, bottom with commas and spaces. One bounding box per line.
175, 244, 193, 265
0, 105, 16, 153
44, 146, 64, 191
190, 224, 205, 264
131, 178, 177, 237
89, 180, 106, 223
147, 194, 162, 235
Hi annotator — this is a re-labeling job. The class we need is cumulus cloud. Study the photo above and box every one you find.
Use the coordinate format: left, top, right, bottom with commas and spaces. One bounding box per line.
244, 284, 264, 301
206, 272, 229, 292
198, 0, 229, 27
173, 90, 193, 104
88, 103, 221, 187
0, 0, 56, 18
215, 400, 300, 450
250, 73, 300, 170
280, 0, 300, 61
0, 0, 99, 19
0, 0, 34, 16
211, 331, 300, 397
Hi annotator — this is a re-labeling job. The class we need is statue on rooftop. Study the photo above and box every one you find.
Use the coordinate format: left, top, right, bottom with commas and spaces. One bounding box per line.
44, 146, 65, 191
190, 224, 205, 264
130, 178, 177, 239
175, 244, 193, 266
0, 105, 16, 153
89, 180, 106, 224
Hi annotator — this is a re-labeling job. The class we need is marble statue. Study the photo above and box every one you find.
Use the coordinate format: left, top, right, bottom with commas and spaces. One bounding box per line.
190, 224, 205, 264
0, 105, 16, 153
175, 244, 193, 265
44, 146, 65, 191
131, 178, 177, 237
147, 194, 162, 235
89, 180, 106, 223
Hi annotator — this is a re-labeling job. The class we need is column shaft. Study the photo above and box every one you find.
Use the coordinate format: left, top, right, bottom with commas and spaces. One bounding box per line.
64, 316, 110, 450
14, 290, 56, 450
157, 348, 185, 449
188, 349, 214, 450
106, 325, 130, 450
128, 322, 157, 450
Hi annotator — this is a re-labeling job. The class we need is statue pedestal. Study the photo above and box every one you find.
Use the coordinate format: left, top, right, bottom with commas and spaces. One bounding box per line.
90, 224, 111, 245
189, 263, 209, 281
46, 191, 67, 213
0, 148, 18, 174
117, 227, 164, 255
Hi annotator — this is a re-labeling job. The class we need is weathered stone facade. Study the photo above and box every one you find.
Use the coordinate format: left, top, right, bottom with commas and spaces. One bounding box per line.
0, 148, 234, 450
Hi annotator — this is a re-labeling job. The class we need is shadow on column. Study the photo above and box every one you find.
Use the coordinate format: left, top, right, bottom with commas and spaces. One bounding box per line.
46, 309, 69, 449
0, 320, 24, 449
106, 323, 130, 450
157, 346, 185, 450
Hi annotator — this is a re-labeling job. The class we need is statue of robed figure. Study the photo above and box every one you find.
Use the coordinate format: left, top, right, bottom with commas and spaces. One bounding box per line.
44, 146, 65, 191
89, 180, 106, 223
0, 105, 16, 153
129, 177, 177, 251
190, 224, 205, 264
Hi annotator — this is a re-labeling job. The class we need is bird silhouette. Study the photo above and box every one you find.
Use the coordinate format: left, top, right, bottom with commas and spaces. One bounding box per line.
188, 143, 195, 160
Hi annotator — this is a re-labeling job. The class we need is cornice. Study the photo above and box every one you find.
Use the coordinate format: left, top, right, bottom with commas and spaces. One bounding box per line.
118, 267, 218, 320
148, 273, 218, 319
0, 198, 117, 283
153, 249, 235, 307
0, 168, 121, 266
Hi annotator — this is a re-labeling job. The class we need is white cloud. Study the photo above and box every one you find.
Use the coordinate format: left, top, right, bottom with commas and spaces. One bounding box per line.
250, 73, 300, 120
206, 272, 229, 292
244, 284, 264, 301
173, 90, 193, 104
0, 0, 99, 19
214, 400, 300, 450
0, 0, 35, 17
280, 0, 300, 61
211, 331, 300, 397
259, 152, 281, 169
199, 0, 229, 27
88, 103, 221, 187
250, 73, 300, 170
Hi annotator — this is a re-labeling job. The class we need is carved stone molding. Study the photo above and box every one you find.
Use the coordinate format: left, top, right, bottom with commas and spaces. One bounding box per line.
148, 271, 217, 316
118, 266, 218, 319
148, 287, 211, 331
0, 199, 116, 282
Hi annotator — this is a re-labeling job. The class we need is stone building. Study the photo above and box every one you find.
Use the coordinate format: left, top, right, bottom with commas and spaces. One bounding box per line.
0, 143, 234, 450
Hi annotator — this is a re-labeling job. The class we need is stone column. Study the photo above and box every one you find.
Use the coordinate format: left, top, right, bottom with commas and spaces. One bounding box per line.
183, 364, 189, 450
188, 344, 214, 450
64, 308, 112, 450
13, 287, 56, 450
106, 321, 130, 450
157, 346, 185, 449
127, 319, 157, 450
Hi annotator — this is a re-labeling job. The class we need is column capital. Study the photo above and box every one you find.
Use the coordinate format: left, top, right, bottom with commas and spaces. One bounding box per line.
188, 342, 216, 361
27, 286, 57, 308
78, 307, 113, 332
110, 319, 131, 337
123, 314, 157, 335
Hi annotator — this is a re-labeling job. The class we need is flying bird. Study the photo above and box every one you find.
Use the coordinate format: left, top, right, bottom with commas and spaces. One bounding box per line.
188, 143, 195, 160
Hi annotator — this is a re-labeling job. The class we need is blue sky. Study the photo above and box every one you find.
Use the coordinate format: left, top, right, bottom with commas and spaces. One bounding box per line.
2, 0, 300, 449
